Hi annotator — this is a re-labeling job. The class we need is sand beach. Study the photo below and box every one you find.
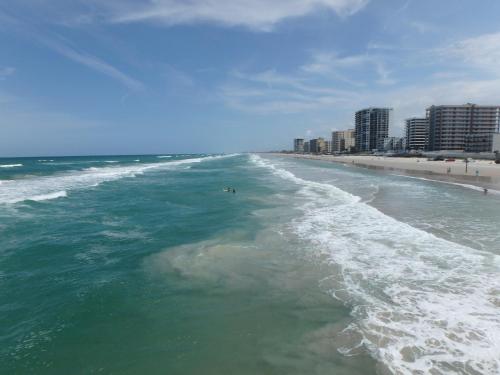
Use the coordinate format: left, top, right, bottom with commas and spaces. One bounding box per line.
276, 154, 500, 191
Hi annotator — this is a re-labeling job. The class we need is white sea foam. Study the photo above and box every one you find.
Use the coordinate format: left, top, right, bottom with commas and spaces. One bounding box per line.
250, 154, 500, 375
0, 164, 23, 168
104, 160, 119, 163
37, 160, 54, 162
391, 174, 500, 195
28, 191, 67, 202
0, 154, 234, 205
157, 155, 172, 158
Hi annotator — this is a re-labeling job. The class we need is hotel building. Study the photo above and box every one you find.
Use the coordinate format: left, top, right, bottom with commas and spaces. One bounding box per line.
293, 138, 304, 153
427, 104, 500, 152
405, 117, 429, 151
309, 138, 326, 154
332, 129, 355, 153
355, 108, 392, 152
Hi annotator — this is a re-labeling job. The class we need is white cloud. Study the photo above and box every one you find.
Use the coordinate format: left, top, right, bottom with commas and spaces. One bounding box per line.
219, 60, 500, 136
301, 52, 396, 86
443, 32, 500, 76
101, 0, 369, 30
379, 78, 500, 134
374, 61, 396, 85
220, 69, 364, 114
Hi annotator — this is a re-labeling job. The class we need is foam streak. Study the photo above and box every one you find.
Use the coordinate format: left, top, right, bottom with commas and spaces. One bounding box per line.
250, 154, 500, 375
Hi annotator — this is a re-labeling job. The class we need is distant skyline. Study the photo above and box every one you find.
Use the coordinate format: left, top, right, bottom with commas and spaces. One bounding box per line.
2, 0, 500, 156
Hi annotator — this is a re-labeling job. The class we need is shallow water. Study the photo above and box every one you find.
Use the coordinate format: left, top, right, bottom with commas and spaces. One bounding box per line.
1, 154, 499, 374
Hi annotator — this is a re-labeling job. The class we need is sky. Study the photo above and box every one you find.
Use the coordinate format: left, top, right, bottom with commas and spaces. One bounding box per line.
2, 0, 500, 156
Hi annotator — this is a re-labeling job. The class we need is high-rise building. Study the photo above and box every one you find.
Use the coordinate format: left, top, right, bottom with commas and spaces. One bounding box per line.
309, 138, 326, 154
293, 138, 304, 153
304, 141, 310, 153
332, 129, 355, 153
324, 140, 332, 154
405, 118, 429, 151
355, 108, 392, 152
427, 104, 500, 152
493, 133, 500, 153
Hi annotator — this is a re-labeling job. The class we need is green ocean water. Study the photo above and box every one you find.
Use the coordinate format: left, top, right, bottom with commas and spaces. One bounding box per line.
1, 154, 500, 374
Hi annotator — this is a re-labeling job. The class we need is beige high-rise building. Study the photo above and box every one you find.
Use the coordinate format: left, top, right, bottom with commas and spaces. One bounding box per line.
332, 129, 355, 153
405, 118, 428, 151
309, 138, 326, 154
427, 104, 500, 152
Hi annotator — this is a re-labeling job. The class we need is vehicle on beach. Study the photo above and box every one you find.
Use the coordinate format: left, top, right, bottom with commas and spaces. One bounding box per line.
429, 155, 445, 161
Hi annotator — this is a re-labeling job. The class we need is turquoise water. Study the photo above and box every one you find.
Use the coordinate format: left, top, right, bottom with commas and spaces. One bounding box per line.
1, 154, 499, 374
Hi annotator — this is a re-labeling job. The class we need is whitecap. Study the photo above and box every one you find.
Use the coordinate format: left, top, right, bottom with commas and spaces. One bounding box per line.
0, 164, 22, 168
0, 154, 236, 205
251, 154, 500, 375
391, 174, 500, 195
27, 191, 67, 202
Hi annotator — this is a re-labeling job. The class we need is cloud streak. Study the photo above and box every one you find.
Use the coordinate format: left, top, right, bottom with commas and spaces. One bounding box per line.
100, 0, 369, 30
0, 11, 143, 91
301, 52, 397, 86
220, 69, 364, 114
38, 35, 144, 91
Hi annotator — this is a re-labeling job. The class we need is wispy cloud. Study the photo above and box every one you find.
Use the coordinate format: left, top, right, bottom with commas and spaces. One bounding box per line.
409, 21, 438, 34
374, 61, 396, 85
0, 66, 15, 80
442, 31, 500, 76
220, 69, 364, 114
219, 36, 500, 134
0, 11, 143, 91
37, 35, 144, 91
100, 0, 369, 31
301, 52, 397, 86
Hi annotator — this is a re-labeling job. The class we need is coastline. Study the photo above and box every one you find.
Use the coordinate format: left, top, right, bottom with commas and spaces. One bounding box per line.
270, 153, 500, 192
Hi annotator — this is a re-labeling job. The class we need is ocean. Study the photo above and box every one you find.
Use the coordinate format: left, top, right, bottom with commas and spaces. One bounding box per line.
1, 153, 499, 374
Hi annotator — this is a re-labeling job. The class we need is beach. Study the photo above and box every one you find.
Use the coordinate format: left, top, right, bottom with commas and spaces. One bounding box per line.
277, 153, 500, 191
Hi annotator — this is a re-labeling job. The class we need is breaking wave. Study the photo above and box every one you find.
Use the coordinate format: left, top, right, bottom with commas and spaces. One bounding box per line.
250, 154, 500, 375
0, 155, 232, 205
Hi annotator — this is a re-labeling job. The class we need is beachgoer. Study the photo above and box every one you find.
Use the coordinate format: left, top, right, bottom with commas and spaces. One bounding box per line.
232, 188, 236, 194
484, 188, 488, 195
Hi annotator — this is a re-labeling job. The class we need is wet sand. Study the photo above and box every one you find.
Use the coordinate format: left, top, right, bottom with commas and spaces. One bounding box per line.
273, 154, 500, 191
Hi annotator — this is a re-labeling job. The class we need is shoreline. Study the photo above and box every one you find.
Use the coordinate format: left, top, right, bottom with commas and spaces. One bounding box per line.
270, 153, 500, 192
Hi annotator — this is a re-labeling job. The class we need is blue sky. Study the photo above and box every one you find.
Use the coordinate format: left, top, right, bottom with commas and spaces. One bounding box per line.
2, 0, 500, 156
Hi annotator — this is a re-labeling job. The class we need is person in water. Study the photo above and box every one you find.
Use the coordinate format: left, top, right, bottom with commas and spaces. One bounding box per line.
232, 188, 236, 194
